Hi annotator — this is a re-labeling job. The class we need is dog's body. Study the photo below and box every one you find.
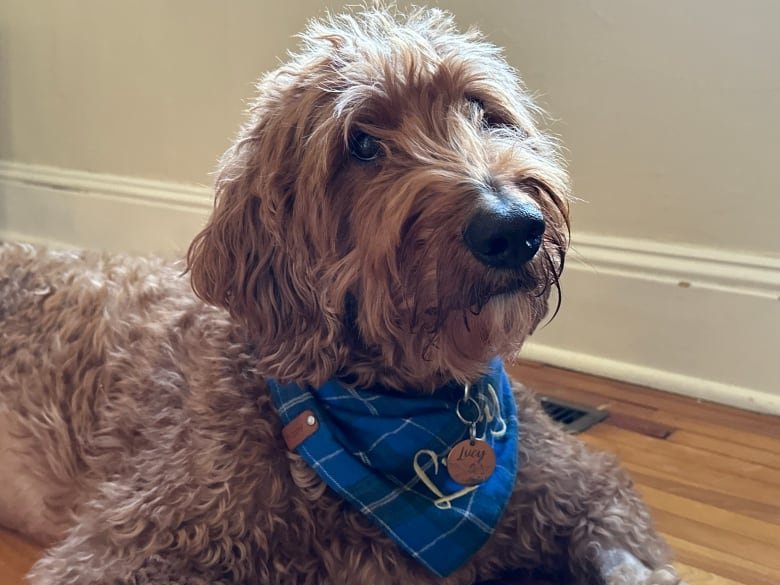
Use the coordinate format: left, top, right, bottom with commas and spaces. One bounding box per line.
1, 7, 680, 585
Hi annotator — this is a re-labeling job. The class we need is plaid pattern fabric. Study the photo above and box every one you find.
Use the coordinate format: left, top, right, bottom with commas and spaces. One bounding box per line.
267, 357, 518, 578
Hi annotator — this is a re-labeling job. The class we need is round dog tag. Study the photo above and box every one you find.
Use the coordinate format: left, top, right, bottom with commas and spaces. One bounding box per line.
446, 439, 496, 486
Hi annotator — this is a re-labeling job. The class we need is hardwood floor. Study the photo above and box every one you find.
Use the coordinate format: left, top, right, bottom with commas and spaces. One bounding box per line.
0, 529, 39, 585
1, 361, 778, 584
509, 361, 780, 585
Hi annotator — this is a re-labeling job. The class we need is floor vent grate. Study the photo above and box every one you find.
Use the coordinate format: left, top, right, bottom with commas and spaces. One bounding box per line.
540, 397, 608, 433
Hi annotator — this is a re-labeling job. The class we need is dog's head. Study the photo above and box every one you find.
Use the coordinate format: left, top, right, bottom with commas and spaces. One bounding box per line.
187, 6, 570, 390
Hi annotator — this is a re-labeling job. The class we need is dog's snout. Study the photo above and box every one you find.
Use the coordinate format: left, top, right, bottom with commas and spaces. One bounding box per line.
463, 200, 545, 269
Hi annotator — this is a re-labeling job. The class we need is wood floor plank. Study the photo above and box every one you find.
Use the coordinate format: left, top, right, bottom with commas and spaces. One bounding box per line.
582, 434, 780, 509
653, 414, 780, 454
651, 509, 780, 571
586, 425, 780, 485
638, 486, 779, 544
543, 388, 655, 420
676, 562, 748, 585
603, 412, 675, 438
669, 430, 780, 470
509, 366, 660, 420
630, 468, 780, 524
0, 530, 37, 585
665, 535, 780, 585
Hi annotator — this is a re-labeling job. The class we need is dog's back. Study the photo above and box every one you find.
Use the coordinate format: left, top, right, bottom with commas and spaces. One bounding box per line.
0, 244, 213, 543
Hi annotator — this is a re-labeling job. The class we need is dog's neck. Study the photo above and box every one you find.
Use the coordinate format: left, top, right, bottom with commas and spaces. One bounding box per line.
338, 292, 496, 393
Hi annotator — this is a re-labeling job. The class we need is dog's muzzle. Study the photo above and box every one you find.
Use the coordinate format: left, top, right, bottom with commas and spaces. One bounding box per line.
463, 198, 545, 269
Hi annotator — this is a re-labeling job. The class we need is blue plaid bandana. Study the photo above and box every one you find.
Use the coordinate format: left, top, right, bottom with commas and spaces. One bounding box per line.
267, 357, 518, 577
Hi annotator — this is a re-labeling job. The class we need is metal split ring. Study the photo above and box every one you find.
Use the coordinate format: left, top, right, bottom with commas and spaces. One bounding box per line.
456, 396, 482, 426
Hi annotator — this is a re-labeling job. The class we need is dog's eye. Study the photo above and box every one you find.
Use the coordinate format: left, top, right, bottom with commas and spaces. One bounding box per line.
468, 97, 507, 130
349, 131, 382, 162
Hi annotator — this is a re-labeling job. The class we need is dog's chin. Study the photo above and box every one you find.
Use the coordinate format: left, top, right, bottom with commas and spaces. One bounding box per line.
469, 271, 540, 307
450, 277, 546, 350
421, 294, 539, 385
491, 276, 535, 299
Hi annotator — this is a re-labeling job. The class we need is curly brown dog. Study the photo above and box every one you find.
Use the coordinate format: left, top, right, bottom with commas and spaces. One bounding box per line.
0, 6, 682, 585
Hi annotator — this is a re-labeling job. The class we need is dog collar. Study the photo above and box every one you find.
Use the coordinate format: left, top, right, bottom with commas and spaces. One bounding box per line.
267, 357, 518, 577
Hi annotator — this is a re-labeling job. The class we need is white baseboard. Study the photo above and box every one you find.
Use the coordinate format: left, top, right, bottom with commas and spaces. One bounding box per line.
2, 161, 779, 414
569, 233, 780, 299
0, 161, 212, 255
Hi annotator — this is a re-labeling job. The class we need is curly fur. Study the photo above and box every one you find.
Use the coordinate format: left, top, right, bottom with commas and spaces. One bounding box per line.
0, 6, 679, 585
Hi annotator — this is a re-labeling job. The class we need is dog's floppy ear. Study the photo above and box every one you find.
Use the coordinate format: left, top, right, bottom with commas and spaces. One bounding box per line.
186, 150, 268, 329
187, 75, 345, 384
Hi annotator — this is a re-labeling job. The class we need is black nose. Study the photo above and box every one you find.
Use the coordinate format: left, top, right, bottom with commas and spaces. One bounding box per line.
463, 200, 545, 268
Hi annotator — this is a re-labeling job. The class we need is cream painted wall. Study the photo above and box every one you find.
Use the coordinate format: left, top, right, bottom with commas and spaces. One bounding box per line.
0, 0, 338, 186
2, 0, 779, 256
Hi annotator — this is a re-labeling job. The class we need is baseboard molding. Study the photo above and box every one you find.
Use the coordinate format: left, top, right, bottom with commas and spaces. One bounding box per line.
2, 161, 779, 414
0, 161, 212, 255
0, 229, 73, 250
0, 161, 212, 212
568, 233, 780, 299
521, 343, 780, 415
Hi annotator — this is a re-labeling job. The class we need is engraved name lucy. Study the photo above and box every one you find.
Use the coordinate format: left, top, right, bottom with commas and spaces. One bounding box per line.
453, 444, 486, 464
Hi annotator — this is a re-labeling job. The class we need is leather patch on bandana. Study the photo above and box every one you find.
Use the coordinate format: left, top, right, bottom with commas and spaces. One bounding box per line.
282, 409, 319, 450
